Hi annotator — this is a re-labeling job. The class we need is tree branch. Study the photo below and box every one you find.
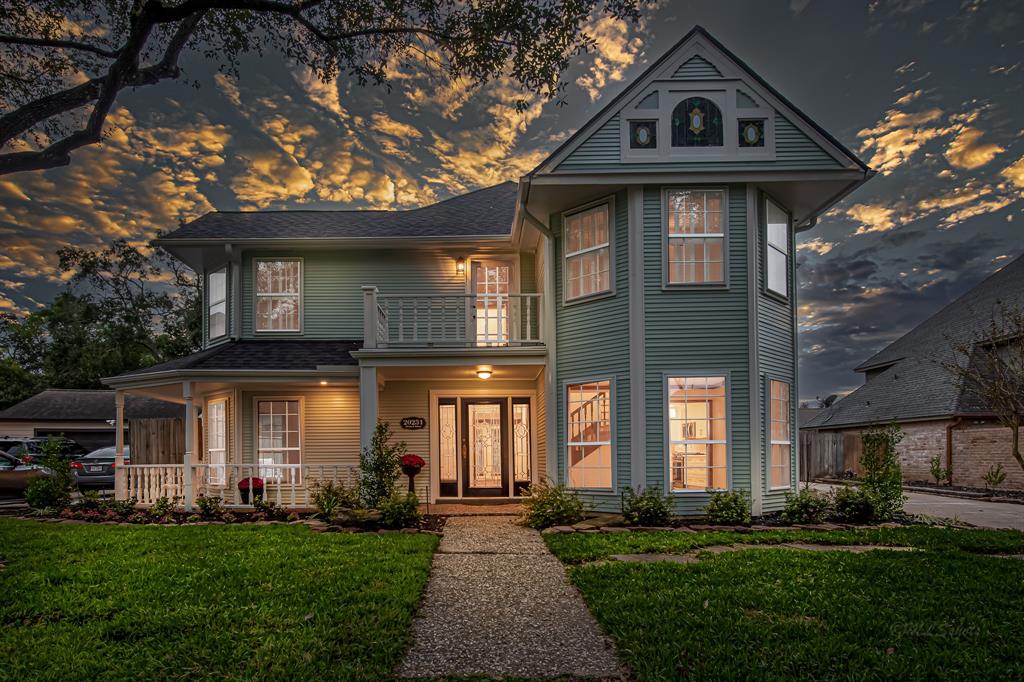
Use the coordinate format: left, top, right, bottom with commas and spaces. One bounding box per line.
0, 35, 119, 59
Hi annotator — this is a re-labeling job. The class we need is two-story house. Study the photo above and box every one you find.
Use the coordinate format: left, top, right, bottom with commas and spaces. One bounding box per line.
105, 26, 872, 515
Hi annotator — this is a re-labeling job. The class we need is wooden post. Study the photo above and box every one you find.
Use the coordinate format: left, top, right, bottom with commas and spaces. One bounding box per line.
362, 286, 379, 349
114, 390, 126, 500
182, 381, 195, 512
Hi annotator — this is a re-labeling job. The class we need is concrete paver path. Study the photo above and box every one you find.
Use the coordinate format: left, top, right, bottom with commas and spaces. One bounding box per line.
396, 516, 624, 679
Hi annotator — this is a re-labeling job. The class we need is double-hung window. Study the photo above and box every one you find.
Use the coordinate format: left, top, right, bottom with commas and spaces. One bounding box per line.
564, 204, 611, 301
256, 399, 301, 482
667, 376, 727, 491
208, 268, 227, 340
765, 199, 789, 297
666, 189, 725, 284
769, 379, 792, 489
255, 259, 301, 332
206, 398, 227, 485
566, 380, 612, 489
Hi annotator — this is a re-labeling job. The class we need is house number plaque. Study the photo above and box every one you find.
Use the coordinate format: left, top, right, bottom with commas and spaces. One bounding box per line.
400, 417, 426, 430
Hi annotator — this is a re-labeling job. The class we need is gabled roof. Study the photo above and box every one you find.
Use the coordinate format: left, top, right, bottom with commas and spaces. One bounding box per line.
806, 253, 1024, 429
158, 182, 517, 243
530, 25, 869, 177
107, 340, 361, 383
0, 389, 182, 422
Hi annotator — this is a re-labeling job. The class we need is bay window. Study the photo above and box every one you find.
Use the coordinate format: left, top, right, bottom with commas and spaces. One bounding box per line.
765, 199, 789, 297
255, 259, 301, 332
208, 268, 227, 340
666, 189, 725, 285
769, 379, 792, 489
567, 380, 612, 489
564, 204, 611, 301
668, 376, 727, 491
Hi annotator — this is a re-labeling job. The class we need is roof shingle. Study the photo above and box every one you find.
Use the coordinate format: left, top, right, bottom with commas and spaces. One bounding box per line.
0, 389, 182, 421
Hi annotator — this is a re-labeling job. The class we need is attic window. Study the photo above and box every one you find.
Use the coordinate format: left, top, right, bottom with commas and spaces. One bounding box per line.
671, 97, 722, 147
636, 91, 659, 109
629, 120, 657, 149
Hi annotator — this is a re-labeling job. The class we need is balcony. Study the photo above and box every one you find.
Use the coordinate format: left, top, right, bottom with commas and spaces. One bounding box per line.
362, 287, 543, 349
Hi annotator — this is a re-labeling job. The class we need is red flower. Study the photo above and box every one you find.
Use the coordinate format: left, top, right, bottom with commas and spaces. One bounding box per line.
401, 454, 425, 468
238, 477, 264, 490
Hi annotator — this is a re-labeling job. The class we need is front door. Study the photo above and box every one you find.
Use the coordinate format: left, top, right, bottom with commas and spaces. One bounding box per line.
461, 398, 508, 497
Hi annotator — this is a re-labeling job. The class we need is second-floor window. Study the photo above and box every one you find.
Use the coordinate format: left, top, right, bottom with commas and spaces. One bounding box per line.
255, 259, 301, 332
765, 198, 789, 298
208, 268, 227, 340
666, 189, 725, 285
564, 203, 611, 301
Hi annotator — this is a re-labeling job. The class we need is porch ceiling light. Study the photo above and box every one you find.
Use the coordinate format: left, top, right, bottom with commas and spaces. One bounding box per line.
476, 367, 492, 380
319, 380, 328, 386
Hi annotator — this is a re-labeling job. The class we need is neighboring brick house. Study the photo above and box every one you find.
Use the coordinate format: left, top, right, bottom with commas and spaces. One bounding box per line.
804, 253, 1024, 490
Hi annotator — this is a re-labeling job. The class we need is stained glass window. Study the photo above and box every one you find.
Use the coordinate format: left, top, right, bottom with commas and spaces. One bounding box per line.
738, 119, 765, 147
671, 97, 723, 147
629, 120, 657, 149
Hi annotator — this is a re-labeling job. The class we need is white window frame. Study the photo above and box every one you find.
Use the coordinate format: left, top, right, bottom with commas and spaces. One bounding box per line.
254, 258, 302, 333
765, 197, 790, 299
565, 378, 614, 491
207, 267, 228, 341
206, 397, 228, 485
562, 198, 614, 304
663, 187, 728, 287
768, 379, 792, 491
664, 373, 730, 493
253, 396, 304, 484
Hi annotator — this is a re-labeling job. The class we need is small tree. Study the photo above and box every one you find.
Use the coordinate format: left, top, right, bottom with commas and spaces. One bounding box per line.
940, 302, 1024, 475
859, 422, 906, 520
359, 420, 405, 508
24, 436, 77, 509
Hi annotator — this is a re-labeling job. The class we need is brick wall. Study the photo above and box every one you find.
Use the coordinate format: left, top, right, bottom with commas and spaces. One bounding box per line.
894, 421, 951, 483
952, 422, 1024, 490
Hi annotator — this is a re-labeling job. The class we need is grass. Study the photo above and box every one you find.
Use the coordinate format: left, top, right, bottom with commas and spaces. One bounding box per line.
0, 519, 438, 681
548, 526, 1024, 680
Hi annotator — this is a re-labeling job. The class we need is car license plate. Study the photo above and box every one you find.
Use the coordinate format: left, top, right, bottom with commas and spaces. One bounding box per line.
88, 465, 103, 472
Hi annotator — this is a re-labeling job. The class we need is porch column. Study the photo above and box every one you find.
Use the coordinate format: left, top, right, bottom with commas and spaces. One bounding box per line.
359, 365, 378, 453
182, 381, 195, 512
114, 390, 126, 500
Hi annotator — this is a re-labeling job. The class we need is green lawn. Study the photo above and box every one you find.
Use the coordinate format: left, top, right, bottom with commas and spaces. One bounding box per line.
548, 527, 1024, 680
0, 519, 438, 681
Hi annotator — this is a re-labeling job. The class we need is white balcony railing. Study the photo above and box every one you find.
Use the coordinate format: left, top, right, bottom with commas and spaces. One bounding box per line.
363, 286, 543, 348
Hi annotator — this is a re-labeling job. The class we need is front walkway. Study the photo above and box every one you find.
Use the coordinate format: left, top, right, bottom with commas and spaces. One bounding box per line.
396, 516, 624, 679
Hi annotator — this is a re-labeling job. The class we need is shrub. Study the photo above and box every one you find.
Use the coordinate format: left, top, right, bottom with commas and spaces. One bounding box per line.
195, 495, 224, 518
519, 480, 584, 529
359, 421, 405, 508
860, 422, 906, 520
149, 496, 174, 518
310, 480, 359, 521
621, 487, 672, 526
252, 498, 287, 521
25, 448, 76, 510
832, 484, 875, 523
782, 485, 832, 524
102, 497, 137, 516
379, 492, 420, 529
983, 463, 1007, 491
929, 456, 951, 485
703, 489, 751, 525
77, 489, 103, 511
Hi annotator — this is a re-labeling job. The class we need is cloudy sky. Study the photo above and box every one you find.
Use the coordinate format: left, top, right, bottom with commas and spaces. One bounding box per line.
1, 0, 1022, 402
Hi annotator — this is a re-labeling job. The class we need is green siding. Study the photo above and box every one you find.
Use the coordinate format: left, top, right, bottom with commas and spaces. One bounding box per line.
672, 55, 722, 79
555, 113, 841, 172
643, 185, 752, 515
554, 191, 631, 512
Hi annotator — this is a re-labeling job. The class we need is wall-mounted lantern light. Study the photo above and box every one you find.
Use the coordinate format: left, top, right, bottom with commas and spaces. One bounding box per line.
456, 256, 466, 277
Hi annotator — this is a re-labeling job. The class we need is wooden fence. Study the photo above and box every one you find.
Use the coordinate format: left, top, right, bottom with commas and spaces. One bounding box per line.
128, 418, 184, 465
799, 430, 845, 481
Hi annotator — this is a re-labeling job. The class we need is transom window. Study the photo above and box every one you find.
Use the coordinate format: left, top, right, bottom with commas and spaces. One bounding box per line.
206, 398, 227, 485
255, 259, 301, 332
671, 97, 723, 147
256, 399, 301, 481
567, 380, 612, 489
666, 189, 725, 284
668, 376, 727, 491
208, 268, 227, 340
564, 204, 611, 301
765, 199, 789, 297
769, 380, 792, 489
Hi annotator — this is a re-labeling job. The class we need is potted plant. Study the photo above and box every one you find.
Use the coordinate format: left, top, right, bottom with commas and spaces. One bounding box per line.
400, 454, 425, 493
238, 477, 264, 504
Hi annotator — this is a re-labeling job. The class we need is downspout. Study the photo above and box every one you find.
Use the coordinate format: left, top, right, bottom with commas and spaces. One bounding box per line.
945, 416, 963, 485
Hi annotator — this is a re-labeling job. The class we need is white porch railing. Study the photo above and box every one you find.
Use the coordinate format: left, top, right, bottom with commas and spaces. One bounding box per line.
122, 463, 359, 508
363, 287, 542, 348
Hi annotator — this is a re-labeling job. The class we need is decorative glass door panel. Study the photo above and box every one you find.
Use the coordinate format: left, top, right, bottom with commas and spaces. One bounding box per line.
438, 400, 458, 498
468, 404, 502, 488
474, 263, 511, 346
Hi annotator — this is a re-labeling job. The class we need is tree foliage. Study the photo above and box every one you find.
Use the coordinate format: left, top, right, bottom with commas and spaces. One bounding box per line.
0, 0, 640, 175
940, 302, 1024, 473
0, 238, 199, 407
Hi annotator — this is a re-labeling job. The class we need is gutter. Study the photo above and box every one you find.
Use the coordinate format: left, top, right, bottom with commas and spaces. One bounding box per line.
795, 168, 877, 232
518, 177, 554, 239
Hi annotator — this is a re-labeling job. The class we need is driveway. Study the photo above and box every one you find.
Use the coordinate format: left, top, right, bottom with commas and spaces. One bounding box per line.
812, 483, 1024, 531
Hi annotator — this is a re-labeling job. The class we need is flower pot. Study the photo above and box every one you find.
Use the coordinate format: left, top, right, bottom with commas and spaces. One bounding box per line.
401, 464, 423, 493
240, 488, 250, 505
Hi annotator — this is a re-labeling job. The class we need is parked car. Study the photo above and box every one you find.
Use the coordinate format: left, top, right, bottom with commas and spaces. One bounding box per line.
5, 436, 88, 462
71, 446, 129, 489
0, 451, 49, 493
